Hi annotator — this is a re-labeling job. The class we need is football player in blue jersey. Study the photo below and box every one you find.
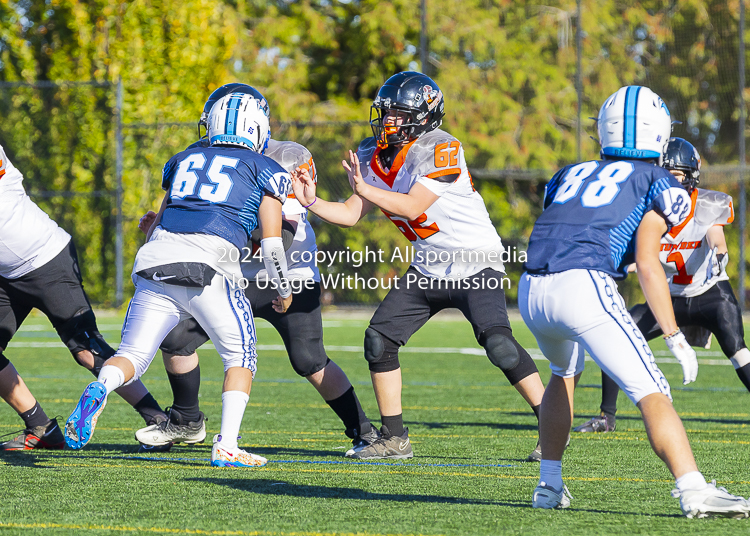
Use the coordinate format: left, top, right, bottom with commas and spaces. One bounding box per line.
519, 86, 750, 517
132, 83, 377, 455
574, 137, 750, 434
65, 92, 294, 467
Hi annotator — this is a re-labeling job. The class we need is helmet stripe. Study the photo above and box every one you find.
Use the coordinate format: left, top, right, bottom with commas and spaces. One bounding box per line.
623, 86, 640, 149
224, 94, 243, 136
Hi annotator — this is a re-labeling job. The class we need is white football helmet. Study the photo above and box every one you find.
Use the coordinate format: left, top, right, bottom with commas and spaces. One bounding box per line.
597, 86, 672, 163
207, 93, 270, 153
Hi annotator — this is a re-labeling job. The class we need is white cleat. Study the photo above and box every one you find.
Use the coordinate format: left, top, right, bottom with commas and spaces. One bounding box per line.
532, 483, 573, 509
672, 481, 750, 519
210, 435, 267, 468
135, 409, 206, 446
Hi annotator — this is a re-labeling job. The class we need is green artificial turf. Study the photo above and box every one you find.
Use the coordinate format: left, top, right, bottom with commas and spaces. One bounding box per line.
0, 311, 748, 535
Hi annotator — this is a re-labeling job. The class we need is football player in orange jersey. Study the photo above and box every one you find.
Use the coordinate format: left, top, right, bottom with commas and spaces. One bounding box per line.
574, 137, 750, 434
292, 71, 546, 460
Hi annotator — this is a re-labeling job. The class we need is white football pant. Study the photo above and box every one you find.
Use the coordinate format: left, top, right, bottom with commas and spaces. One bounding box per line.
116, 274, 257, 381
518, 269, 671, 404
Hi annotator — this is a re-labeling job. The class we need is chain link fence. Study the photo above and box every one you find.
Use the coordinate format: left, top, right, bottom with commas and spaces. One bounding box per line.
2, 88, 750, 307
3, 0, 750, 308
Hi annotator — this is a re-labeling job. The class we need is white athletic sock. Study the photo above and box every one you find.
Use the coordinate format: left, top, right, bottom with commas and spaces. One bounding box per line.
219, 391, 249, 450
98, 365, 125, 396
731, 348, 750, 369
539, 459, 563, 491
676, 471, 708, 492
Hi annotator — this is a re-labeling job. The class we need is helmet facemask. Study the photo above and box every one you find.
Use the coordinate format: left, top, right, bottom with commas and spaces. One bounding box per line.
370, 104, 422, 149
679, 170, 700, 193
369, 72, 445, 149
666, 165, 700, 193
662, 137, 701, 193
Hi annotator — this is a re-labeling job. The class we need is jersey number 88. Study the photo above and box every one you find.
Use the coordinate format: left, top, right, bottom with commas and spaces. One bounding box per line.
553, 161, 634, 208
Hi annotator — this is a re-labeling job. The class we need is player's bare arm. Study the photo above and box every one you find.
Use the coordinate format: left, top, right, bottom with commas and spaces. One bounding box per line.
342, 150, 439, 220
636, 210, 698, 384
636, 211, 678, 335
145, 193, 169, 241
290, 165, 374, 227
706, 225, 728, 255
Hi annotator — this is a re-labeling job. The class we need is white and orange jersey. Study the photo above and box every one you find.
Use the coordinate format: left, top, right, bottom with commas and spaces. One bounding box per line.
661, 188, 734, 297
0, 145, 71, 279
356, 129, 503, 279
242, 139, 320, 282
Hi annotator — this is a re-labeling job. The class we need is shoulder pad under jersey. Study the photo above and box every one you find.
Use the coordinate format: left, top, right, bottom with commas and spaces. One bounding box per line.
0, 145, 7, 178
694, 189, 734, 226
357, 137, 378, 177
185, 139, 210, 150
265, 139, 316, 179
357, 137, 377, 159
406, 128, 461, 178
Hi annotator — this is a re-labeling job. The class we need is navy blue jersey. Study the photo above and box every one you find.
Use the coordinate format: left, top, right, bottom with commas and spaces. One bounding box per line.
185, 139, 210, 150
160, 146, 290, 249
524, 159, 691, 279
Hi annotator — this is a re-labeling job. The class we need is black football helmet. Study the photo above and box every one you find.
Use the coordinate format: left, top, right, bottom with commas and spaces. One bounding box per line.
662, 137, 701, 192
370, 71, 445, 148
198, 83, 269, 140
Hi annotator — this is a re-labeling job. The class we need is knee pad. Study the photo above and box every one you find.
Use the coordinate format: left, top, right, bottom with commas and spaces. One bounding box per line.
288, 336, 330, 377
57, 310, 116, 360
0, 352, 9, 372
479, 326, 538, 384
74, 352, 107, 377
364, 327, 400, 373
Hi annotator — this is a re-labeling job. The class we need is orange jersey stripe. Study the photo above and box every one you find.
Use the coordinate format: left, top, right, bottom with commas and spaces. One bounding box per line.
668, 188, 698, 238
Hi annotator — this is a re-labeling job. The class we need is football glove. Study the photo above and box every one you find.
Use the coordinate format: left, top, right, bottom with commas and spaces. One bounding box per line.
664, 329, 698, 385
704, 247, 728, 285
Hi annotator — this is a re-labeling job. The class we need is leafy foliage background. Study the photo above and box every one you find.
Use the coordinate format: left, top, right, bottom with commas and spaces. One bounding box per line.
0, 0, 747, 305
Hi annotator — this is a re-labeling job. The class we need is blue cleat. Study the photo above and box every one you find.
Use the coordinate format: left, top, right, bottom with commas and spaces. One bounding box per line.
65, 381, 108, 450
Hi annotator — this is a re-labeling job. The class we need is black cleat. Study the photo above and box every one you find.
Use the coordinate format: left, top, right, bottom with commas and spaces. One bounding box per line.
573, 414, 616, 433
345, 423, 381, 457
1, 418, 65, 450
346, 426, 413, 460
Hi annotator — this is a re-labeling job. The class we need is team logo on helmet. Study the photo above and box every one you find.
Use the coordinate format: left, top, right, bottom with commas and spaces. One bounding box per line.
422, 86, 442, 110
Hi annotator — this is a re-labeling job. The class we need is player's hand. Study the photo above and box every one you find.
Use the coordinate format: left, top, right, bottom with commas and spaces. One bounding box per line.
342, 150, 369, 197
138, 211, 157, 235
272, 294, 293, 314
704, 247, 728, 284
664, 330, 698, 385
291, 166, 316, 207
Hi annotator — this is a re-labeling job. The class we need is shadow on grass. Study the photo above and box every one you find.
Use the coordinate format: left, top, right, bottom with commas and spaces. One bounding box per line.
187, 477, 683, 517
188, 477, 528, 507
0, 451, 53, 468
0, 443, 359, 468
246, 446, 348, 458
0, 442, 152, 468
573, 413, 750, 427
415, 420, 538, 432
